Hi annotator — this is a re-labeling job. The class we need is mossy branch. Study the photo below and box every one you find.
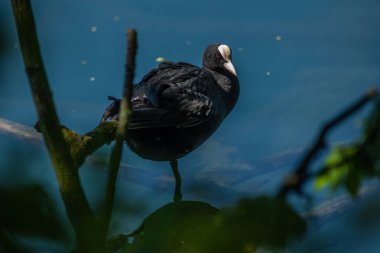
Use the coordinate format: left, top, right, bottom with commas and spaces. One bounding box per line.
11, 0, 101, 251
60, 122, 117, 168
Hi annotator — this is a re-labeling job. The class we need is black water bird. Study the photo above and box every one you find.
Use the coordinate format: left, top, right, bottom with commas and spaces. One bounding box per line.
101, 44, 239, 201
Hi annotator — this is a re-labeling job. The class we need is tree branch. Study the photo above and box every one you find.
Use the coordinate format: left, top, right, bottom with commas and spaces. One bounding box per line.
61, 122, 117, 168
10, 1, 100, 251
100, 28, 138, 242
277, 88, 378, 198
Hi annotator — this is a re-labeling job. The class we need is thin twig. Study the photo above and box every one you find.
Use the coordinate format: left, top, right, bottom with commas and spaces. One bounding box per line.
277, 88, 378, 198
10, 1, 98, 251
101, 29, 137, 242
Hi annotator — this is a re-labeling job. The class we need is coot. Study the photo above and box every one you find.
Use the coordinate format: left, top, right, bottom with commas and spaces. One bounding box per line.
101, 44, 239, 201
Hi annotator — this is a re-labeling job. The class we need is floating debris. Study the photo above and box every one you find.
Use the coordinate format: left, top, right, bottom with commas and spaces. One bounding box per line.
90, 26, 98, 32
266, 71, 271, 76
90, 76, 96, 82
275, 35, 282, 41
155, 57, 166, 63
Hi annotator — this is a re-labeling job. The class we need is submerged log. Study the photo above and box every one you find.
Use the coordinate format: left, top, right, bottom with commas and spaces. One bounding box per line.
0, 117, 117, 168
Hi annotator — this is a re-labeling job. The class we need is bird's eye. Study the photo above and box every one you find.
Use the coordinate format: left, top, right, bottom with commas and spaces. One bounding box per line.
218, 45, 231, 61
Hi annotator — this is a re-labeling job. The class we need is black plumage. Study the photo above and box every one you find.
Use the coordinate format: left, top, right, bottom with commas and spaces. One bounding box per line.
101, 44, 239, 200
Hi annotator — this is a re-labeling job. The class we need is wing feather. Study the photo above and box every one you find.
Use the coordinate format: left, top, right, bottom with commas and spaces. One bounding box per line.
102, 61, 217, 129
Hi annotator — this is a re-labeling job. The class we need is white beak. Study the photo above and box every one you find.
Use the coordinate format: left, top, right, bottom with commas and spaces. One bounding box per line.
224, 60, 237, 76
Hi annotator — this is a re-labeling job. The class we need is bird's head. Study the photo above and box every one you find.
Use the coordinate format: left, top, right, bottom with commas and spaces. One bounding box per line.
202, 44, 237, 76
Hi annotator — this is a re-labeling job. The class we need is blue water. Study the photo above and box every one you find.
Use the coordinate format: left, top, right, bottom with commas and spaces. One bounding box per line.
1, 0, 380, 252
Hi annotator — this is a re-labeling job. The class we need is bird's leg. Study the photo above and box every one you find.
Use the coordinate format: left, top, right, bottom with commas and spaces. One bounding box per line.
170, 159, 182, 202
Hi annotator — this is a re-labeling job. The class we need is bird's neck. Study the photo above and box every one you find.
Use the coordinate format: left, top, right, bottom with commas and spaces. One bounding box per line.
206, 68, 240, 113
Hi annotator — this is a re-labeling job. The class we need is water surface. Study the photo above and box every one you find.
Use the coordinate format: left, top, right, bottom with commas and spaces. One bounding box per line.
1, 1, 380, 252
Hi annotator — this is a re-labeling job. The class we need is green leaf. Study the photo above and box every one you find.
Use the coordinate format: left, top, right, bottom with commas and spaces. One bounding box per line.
195, 197, 306, 253
117, 201, 219, 253
314, 146, 357, 192
115, 198, 305, 253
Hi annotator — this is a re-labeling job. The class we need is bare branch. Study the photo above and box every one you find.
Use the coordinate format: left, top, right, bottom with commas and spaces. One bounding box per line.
277, 88, 378, 198
101, 28, 138, 242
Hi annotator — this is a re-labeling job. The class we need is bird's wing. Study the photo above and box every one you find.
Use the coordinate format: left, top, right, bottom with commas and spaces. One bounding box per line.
128, 62, 217, 129
100, 96, 121, 124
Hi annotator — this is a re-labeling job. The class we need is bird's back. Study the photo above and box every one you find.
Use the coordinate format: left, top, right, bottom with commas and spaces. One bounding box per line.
101, 44, 240, 161
126, 61, 227, 160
